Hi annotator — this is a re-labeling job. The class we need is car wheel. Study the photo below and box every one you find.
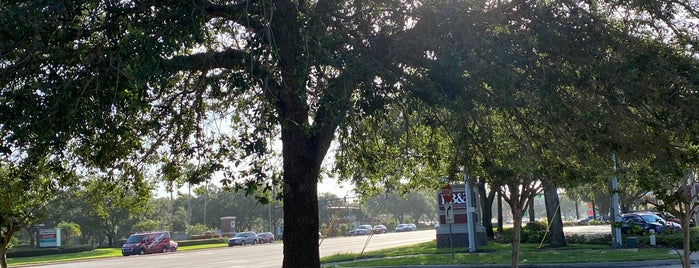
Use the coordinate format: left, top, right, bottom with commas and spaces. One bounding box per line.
253, 240, 257, 245
241, 241, 246, 246
162, 247, 168, 253
138, 248, 145, 255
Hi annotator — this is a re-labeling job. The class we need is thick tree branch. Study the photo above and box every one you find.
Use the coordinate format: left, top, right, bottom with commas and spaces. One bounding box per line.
163, 48, 282, 109
204, 1, 265, 31
164, 49, 250, 72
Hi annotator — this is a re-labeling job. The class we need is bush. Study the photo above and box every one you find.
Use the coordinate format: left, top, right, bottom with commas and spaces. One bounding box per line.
175, 238, 227, 247
133, 220, 160, 232
57, 221, 81, 246
521, 222, 549, 244
586, 234, 613, 245
501, 222, 549, 244
185, 224, 211, 237
7, 244, 95, 258
564, 234, 588, 244
190, 232, 222, 239
651, 228, 699, 251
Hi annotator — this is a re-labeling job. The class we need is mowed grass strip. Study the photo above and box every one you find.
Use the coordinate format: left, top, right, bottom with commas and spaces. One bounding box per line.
7, 242, 230, 267
7, 248, 123, 266
320, 241, 677, 267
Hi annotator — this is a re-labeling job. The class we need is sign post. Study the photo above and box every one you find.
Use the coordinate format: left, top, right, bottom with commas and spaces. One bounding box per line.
441, 184, 454, 259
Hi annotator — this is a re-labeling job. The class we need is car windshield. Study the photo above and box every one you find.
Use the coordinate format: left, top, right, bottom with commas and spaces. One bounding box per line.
640, 214, 662, 223
234, 233, 248, 238
125, 235, 144, 243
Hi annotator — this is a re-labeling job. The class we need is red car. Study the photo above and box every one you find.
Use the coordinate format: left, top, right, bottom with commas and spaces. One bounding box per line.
257, 232, 275, 243
372, 225, 387, 234
122, 231, 177, 256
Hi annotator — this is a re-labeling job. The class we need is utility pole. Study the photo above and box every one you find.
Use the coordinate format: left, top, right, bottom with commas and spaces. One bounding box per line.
611, 154, 622, 248
465, 174, 476, 253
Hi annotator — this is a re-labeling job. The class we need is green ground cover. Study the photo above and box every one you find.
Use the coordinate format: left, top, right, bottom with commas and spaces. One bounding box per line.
320, 241, 678, 267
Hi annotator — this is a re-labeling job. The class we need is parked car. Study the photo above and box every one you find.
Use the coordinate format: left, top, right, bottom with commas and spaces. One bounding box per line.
256, 232, 275, 244
228, 231, 258, 246
577, 216, 599, 225
395, 223, 417, 232
372, 224, 387, 234
658, 212, 694, 228
122, 231, 177, 256
348, 225, 372, 236
620, 212, 666, 235
631, 211, 683, 231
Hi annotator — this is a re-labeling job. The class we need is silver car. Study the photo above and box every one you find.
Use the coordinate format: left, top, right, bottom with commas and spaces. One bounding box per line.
228, 232, 258, 246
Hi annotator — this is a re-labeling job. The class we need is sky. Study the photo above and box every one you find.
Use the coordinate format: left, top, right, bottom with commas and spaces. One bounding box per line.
318, 178, 355, 197
156, 177, 354, 198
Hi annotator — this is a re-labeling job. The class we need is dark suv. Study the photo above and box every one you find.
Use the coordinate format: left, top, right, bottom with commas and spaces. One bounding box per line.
620, 212, 666, 235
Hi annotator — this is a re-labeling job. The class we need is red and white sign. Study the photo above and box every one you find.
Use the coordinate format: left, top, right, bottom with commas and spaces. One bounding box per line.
437, 184, 468, 224
441, 184, 453, 203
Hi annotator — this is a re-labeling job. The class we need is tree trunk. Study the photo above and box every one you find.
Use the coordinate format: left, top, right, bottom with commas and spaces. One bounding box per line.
282, 152, 321, 267
511, 206, 523, 268
528, 194, 536, 223
1, 227, 18, 268
682, 218, 691, 268
497, 192, 504, 235
543, 181, 566, 247
592, 200, 597, 219
478, 177, 495, 239
279, 103, 336, 268
575, 202, 579, 220
681, 203, 692, 268
0, 243, 7, 268
106, 230, 114, 247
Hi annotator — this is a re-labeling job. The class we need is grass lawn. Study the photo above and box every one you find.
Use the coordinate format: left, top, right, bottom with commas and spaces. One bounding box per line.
6, 243, 230, 267
320, 241, 679, 267
6, 248, 123, 267
8, 240, 679, 267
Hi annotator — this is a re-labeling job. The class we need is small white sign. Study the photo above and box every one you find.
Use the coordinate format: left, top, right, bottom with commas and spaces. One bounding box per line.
445, 203, 454, 224
38, 228, 61, 248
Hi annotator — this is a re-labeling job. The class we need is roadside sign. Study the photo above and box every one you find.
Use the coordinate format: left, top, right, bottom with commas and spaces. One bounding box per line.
441, 184, 453, 203
445, 203, 454, 224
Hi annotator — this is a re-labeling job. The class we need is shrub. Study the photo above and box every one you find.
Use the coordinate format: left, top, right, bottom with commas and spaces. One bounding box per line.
133, 220, 160, 232
185, 224, 212, 237
175, 238, 227, 247
587, 234, 613, 245
652, 228, 699, 251
7, 244, 95, 258
57, 221, 81, 246
501, 222, 549, 244
521, 221, 549, 244
564, 233, 588, 244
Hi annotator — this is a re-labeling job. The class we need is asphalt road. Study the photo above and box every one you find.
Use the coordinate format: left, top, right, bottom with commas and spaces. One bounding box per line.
30, 230, 437, 268
29, 225, 614, 268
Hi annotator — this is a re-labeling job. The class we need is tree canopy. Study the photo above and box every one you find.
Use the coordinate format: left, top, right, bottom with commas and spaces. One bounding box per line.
2, 1, 699, 267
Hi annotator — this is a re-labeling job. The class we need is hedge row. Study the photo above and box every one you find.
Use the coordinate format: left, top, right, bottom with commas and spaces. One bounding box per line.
189, 233, 223, 240
500, 222, 699, 249
175, 238, 227, 247
7, 244, 95, 258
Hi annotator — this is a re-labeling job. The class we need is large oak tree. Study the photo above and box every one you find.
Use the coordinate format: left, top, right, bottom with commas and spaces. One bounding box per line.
1, 1, 427, 267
